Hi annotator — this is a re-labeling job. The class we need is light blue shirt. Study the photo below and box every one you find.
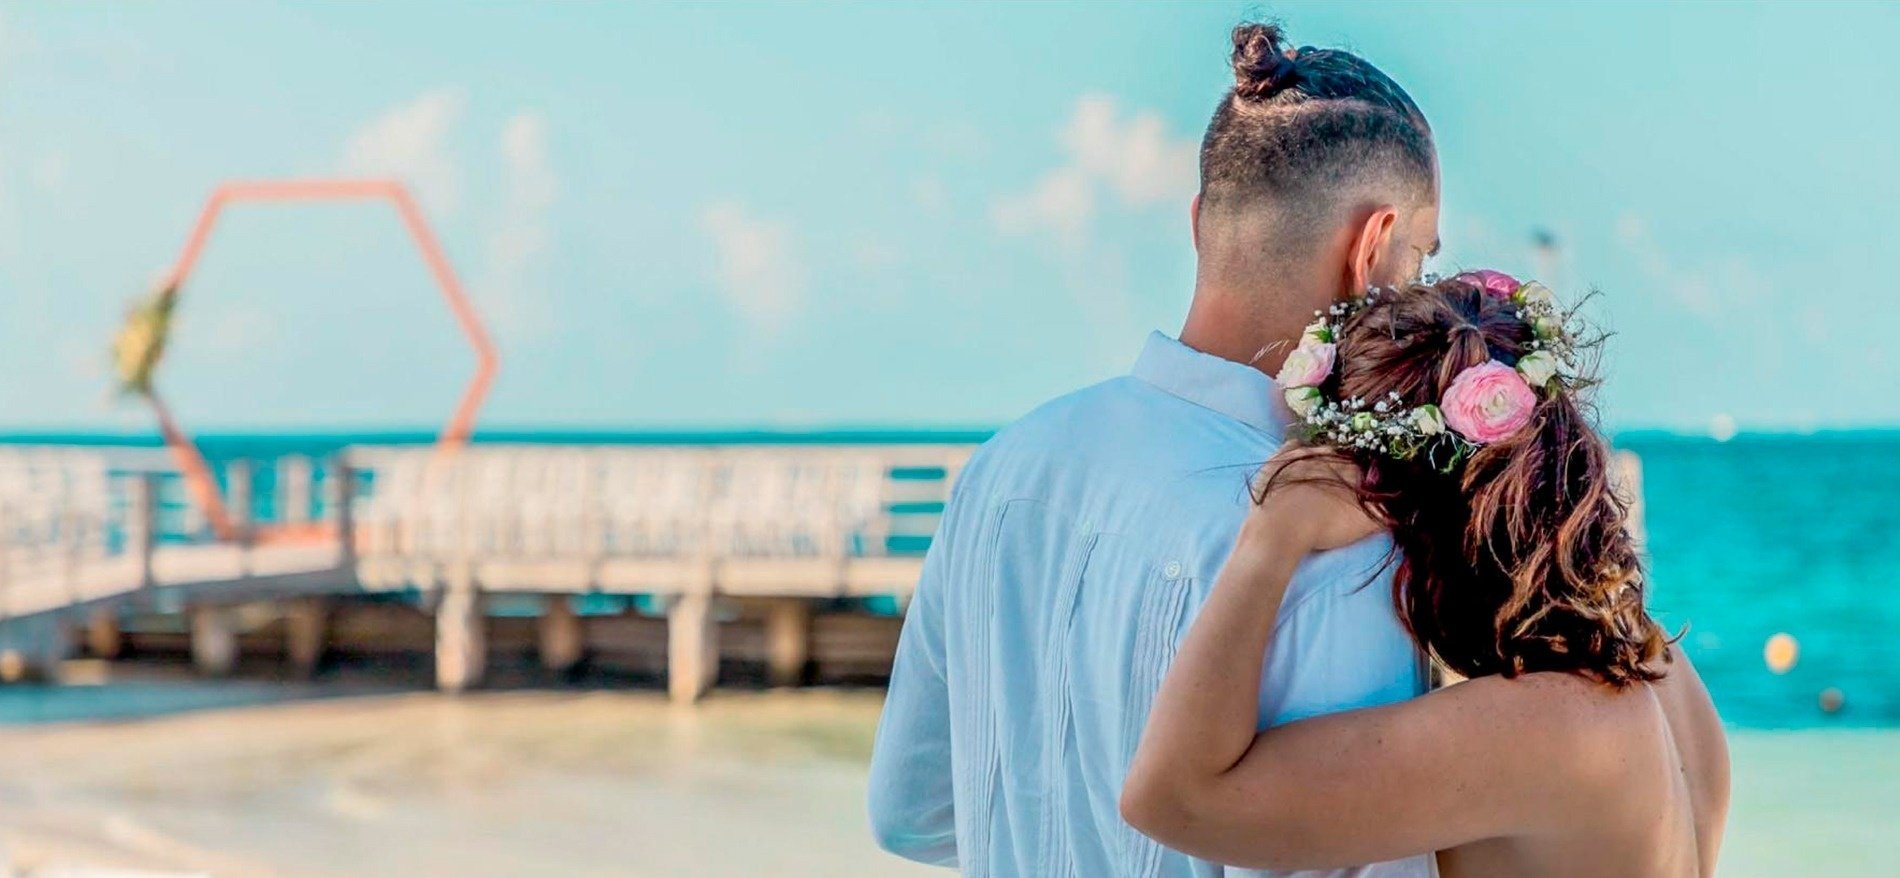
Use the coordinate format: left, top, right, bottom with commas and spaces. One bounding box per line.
869, 332, 1432, 878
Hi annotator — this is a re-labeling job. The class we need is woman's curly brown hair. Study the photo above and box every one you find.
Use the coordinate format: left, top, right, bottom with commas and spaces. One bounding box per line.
1267, 275, 1670, 688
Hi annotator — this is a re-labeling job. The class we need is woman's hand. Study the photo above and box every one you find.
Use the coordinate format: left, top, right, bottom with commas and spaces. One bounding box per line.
1250, 446, 1383, 554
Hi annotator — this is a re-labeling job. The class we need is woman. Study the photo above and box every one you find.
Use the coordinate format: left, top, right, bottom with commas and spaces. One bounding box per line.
1121, 272, 1729, 877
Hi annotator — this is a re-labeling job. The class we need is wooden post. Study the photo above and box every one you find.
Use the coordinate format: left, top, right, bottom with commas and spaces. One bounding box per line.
765, 598, 812, 687
226, 458, 253, 545
280, 456, 313, 527
331, 458, 357, 569
668, 453, 721, 704
668, 591, 718, 704
26, 615, 72, 679
128, 473, 158, 591
0, 616, 71, 682
434, 453, 485, 693
85, 607, 123, 659
0, 501, 11, 610
190, 605, 239, 677
284, 597, 329, 677
435, 564, 486, 693
538, 595, 584, 674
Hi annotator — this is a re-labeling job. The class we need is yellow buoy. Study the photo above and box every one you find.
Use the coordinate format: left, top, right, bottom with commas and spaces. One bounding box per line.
1764, 633, 1798, 674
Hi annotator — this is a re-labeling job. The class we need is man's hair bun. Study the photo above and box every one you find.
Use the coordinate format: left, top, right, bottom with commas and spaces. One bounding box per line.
1231, 22, 1300, 102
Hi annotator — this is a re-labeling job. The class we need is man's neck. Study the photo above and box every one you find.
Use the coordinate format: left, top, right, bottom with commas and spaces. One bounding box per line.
1178, 279, 1330, 379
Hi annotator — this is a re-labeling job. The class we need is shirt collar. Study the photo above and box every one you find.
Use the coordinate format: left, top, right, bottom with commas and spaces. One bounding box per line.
1130, 331, 1287, 437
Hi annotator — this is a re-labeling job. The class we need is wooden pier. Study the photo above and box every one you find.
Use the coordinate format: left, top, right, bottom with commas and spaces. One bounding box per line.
0, 444, 1645, 704
0, 444, 966, 703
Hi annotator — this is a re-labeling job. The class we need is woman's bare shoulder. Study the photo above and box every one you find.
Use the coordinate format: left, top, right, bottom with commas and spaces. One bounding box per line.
1442, 669, 1646, 717
1434, 671, 1674, 782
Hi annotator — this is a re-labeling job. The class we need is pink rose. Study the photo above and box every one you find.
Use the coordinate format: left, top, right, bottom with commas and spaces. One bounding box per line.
1441, 360, 1536, 444
1457, 269, 1520, 299
1276, 342, 1336, 388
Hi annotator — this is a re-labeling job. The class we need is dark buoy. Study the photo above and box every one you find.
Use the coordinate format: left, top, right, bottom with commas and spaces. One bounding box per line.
1819, 687, 1845, 714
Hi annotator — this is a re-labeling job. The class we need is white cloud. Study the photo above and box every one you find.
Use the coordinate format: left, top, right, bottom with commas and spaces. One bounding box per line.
501, 114, 556, 214
1063, 95, 1198, 205
341, 89, 466, 218
700, 202, 806, 335
991, 166, 1093, 246
912, 176, 950, 215
989, 94, 1197, 369
991, 94, 1197, 244
481, 111, 558, 338
339, 96, 560, 340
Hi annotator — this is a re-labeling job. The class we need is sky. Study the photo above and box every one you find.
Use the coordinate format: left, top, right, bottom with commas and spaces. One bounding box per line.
0, 1, 1895, 435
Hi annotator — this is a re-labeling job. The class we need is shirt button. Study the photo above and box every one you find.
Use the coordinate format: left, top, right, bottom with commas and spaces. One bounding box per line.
1164, 561, 1183, 578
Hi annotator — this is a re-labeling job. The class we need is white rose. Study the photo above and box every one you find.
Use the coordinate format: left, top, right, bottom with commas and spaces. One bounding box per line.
1532, 315, 1564, 340
1516, 350, 1560, 388
1411, 404, 1446, 435
1300, 319, 1333, 347
1276, 342, 1336, 388
1285, 386, 1322, 418
1514, 281, 1555, 307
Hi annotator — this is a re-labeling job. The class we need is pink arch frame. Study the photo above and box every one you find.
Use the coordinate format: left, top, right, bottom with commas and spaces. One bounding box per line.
151, 178, 500, 542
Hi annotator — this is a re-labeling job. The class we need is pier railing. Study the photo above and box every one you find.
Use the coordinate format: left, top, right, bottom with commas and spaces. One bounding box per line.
0, 443, 970, 700
347, 444, 966, 597
0, 448, 115, 619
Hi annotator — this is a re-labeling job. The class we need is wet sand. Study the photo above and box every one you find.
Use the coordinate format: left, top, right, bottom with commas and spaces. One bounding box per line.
0, 688, 937, 878
1721, 729, 1900, 876
0, 686, 1893, 877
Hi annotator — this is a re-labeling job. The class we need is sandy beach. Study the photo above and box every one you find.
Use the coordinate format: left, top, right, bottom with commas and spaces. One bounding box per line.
0, 685, 1892, 876
0, 687, 937, 877
1720, 728, 1900, 876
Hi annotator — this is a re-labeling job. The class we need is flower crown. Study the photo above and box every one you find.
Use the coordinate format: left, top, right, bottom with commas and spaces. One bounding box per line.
1276, 270, 1580, 472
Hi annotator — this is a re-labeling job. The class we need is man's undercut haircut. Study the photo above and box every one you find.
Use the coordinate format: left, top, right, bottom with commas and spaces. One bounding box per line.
1200, 22, 1436, 252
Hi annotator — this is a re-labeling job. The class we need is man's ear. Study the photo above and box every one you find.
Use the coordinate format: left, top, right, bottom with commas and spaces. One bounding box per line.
1346, 204, 1400, 293
1190, 194, 1203, 251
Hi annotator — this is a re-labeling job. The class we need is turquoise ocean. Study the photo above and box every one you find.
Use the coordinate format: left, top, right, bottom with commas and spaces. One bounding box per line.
2, 429, 1894, 731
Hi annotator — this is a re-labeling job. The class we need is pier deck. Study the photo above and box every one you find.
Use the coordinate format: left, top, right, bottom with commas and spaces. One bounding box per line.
0, 444, 964, 702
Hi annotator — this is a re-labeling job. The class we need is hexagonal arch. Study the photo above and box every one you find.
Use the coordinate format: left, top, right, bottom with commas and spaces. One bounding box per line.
150, 178, 500, 543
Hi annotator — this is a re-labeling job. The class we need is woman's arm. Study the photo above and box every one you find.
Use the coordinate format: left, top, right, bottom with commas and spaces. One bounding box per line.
1120, 498, 1307, 824
1121, 457, 1622, 870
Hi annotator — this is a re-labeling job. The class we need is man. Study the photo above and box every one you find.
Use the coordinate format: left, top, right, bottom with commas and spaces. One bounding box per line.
870, 22, 1442, 877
